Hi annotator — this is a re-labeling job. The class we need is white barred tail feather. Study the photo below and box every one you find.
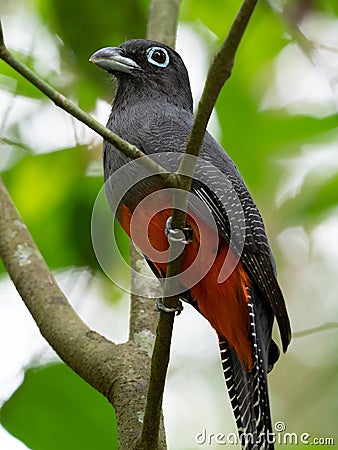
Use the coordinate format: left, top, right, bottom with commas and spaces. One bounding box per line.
219, 288, 277, 450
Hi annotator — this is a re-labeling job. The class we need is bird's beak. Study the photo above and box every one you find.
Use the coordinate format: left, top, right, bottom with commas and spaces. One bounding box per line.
89, 47, 141, 74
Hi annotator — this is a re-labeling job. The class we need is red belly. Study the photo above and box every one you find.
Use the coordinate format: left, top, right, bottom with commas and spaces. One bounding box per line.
118, 191, 252, 370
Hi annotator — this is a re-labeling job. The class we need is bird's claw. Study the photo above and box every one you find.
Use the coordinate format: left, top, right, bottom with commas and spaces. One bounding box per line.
154, 298, 183, 315
165, 217, 192, 245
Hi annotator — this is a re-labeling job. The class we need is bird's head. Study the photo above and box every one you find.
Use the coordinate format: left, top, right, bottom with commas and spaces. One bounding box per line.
90, 39, 193, 112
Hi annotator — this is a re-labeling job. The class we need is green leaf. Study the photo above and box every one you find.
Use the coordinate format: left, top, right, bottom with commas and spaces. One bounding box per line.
0, 363, 118, 450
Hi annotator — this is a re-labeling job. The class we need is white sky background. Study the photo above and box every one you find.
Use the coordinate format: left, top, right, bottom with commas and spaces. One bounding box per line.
0, 6, 338, 450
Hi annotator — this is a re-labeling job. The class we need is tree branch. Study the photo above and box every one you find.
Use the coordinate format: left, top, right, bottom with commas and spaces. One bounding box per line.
147, 0, 180, 47
0, 177, 115, 387
138, 0, 259, 447
0, 173, 166, 448
129, 242, 161, 339
0, 20, 176, 190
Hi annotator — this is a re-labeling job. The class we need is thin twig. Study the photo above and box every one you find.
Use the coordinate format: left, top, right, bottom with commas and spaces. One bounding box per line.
165, 0, 260, 291
293, 322, 338, 338
178, 0, 259, 187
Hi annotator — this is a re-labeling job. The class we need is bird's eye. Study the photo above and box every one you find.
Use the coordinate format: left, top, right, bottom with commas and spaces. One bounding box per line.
147, 47, 169, 68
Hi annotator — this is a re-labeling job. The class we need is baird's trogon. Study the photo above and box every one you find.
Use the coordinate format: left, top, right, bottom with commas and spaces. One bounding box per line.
90, 39, 291, 450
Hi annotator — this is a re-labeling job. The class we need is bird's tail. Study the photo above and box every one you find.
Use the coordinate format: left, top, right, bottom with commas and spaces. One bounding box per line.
219, 298, 275, 450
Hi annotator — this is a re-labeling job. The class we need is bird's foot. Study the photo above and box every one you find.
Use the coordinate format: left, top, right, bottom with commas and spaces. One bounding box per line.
154, 298, 183, 315
165, 217, 192, 245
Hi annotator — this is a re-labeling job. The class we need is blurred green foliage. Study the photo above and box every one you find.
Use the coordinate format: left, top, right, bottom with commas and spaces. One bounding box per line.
0, 0, 337, 448
3, 147, 103, 269
36, 0, 148, 109
0, 363, 118, 449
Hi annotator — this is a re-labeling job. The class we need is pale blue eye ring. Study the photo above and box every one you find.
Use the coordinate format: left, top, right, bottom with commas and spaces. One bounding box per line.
146, 47, 169, 68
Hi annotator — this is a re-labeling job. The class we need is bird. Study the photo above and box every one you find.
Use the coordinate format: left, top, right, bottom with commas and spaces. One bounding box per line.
90, 39, 291, 449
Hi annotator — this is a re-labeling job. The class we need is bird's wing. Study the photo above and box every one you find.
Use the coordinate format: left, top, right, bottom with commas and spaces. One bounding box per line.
133, 111, 291, 352
192, 182, 291, 353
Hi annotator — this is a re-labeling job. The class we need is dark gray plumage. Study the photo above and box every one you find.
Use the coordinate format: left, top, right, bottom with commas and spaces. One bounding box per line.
90, 39, 291, 450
